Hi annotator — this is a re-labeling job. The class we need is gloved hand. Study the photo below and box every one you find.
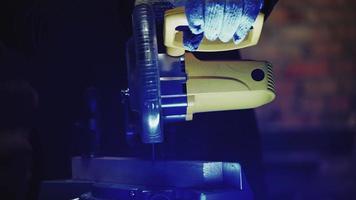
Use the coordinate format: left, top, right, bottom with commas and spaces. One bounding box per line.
183, 0, 264, 51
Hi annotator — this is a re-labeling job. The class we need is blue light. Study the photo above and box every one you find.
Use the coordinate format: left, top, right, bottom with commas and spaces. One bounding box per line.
148, 113, 160, 130
203, 162, 222, 181
200, 193, 207, 200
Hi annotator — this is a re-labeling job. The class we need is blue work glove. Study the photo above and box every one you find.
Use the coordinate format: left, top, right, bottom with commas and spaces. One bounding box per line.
183, 0, 264, 51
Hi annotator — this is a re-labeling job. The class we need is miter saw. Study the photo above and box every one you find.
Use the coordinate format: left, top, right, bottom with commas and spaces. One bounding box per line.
124, 3, 275, 145
40, 3, 276, 200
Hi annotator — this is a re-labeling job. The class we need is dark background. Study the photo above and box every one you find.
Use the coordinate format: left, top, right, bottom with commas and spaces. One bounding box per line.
242, 1, 356, 199
0, 0, 134, 199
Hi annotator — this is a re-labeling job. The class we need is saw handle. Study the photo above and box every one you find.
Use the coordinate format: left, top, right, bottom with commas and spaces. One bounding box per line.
164, 7, 265, 57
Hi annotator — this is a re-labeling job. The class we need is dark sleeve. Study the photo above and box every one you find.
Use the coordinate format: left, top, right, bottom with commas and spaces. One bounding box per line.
262, 0, 279, 19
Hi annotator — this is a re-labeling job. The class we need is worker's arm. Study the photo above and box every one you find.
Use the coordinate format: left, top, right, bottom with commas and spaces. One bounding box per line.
262, 0, 279, 19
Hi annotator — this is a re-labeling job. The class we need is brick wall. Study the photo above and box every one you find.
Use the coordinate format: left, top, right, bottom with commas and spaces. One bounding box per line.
242, 0, 356, 132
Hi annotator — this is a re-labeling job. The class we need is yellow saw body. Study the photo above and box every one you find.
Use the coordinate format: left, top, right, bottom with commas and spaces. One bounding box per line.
126, 5, 275, 143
